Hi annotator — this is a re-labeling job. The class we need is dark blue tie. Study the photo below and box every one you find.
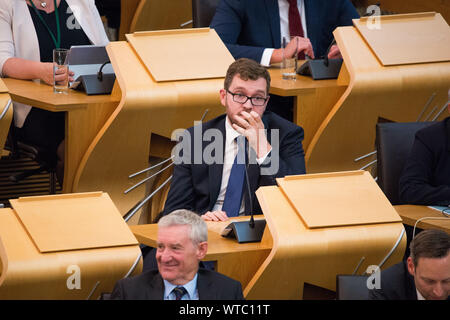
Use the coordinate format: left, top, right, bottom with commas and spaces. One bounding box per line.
222, 137, 246, 217
172, 286, 187, 300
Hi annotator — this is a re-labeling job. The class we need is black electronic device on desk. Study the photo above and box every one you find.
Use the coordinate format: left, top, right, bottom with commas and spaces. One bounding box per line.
69, 45, 116, 95
297, 38, 343, 80
221, 218, 266, 243
297, 57, 343, 80
72, 62, 116, 95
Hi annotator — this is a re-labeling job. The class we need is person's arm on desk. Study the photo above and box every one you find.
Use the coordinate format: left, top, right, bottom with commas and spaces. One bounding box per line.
268, 36, 314, 64
2, 58, 74, 85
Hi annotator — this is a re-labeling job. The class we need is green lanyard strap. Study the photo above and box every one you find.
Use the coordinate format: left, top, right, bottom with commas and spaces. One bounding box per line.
29, 0, 61, 49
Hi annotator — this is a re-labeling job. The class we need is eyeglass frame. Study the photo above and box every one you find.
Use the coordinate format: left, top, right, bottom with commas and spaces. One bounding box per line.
226, 89, 269, 106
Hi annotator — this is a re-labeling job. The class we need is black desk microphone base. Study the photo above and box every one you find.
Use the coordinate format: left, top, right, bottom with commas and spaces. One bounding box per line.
223, 219, 266, 243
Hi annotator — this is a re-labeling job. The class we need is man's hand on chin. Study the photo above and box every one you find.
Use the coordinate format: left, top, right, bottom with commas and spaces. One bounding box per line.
232, 111, 272, 159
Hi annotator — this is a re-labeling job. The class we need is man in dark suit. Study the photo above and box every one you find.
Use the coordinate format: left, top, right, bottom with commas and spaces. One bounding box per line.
399, 95, 450, 206
210, 0, 359, 65
110, 210, 244, 300
210, 0, 358, 121
370, 229, 450, 300
162, 58, 305, 221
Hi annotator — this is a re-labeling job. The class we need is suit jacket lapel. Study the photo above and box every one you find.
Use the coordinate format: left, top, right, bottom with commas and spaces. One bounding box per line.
147, 272, 165, 300
208, 117, 226, 210
197, 270, 216, 300
264, 0, 281, 48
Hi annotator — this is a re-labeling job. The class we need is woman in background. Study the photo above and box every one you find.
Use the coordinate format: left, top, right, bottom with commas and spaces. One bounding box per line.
0, 0, 109, 184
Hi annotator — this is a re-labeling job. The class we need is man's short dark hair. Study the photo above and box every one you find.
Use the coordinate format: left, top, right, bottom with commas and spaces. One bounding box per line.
410, 229, 450, 266
224, 58, 271, 94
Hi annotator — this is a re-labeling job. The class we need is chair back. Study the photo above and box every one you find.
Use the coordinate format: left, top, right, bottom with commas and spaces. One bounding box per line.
376, 121, 434, 205
192, 0, 220, 27
336, 275, 370, 300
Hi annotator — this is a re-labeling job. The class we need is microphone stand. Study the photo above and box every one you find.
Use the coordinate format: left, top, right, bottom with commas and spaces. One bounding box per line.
222, 145, 266, 243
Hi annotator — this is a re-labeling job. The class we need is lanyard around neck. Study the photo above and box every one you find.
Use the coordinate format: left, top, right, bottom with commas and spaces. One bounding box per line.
29, 0, 61, 49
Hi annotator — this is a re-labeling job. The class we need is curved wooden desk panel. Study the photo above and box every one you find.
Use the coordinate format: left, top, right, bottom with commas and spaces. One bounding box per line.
73, 41, 225, 219
247, 186, 406, 300
306, 26, 450, 174
268, 67, 348, 152
0, 92, 12, 152
0, 208, 142, 299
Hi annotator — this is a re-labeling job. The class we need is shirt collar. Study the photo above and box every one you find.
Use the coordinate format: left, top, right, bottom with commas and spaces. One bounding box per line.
416, 288, 426, 300
225, 116, 242, 143
163, 273, 198, 300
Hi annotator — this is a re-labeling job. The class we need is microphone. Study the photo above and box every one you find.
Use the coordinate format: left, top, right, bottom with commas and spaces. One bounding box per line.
222, 142, 266, 243
244, 161, 255, 229
97, 60, 111, 81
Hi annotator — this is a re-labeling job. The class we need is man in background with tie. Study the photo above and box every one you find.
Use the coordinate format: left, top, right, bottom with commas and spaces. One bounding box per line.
162, 58, 306, 221
210, 0, 358, 121
110, 210, 244, 299
210, 0, 359, 65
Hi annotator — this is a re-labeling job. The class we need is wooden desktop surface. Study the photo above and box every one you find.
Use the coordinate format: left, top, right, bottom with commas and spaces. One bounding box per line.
269, 64, 341, 95
395, 205, 450, 234
4, 78, 118, 111
4, 78, 120, 193
130, 215, 272, 288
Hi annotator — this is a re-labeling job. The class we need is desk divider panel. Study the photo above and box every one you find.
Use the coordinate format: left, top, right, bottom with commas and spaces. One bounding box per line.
276, 170, 401, 229
354, 12, 450, 66
10, 192, 138, 253
126, 28, 235, 82
0, 192, 142, 299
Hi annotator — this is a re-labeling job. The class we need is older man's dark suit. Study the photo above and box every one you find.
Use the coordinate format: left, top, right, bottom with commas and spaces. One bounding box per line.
210, 0, 359, 61
110, 268, 244, 300
162, 111, 306, 216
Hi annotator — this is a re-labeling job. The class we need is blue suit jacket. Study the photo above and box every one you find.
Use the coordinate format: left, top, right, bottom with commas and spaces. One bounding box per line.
210, 0, 359, 61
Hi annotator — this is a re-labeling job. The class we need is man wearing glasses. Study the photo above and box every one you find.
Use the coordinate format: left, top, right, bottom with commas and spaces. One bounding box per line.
162, 58, 306, 221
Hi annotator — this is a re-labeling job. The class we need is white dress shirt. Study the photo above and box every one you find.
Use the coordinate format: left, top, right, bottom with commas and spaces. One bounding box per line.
416, 289, 425, 300
261, 0, 308, 66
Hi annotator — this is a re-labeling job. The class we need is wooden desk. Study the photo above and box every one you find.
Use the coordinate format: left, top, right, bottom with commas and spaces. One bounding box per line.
4, 78, 120, 193
268, 65, 347, 152
366, 0, 450, 24
395, 205, 450, 234
130, 216, 272, 289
